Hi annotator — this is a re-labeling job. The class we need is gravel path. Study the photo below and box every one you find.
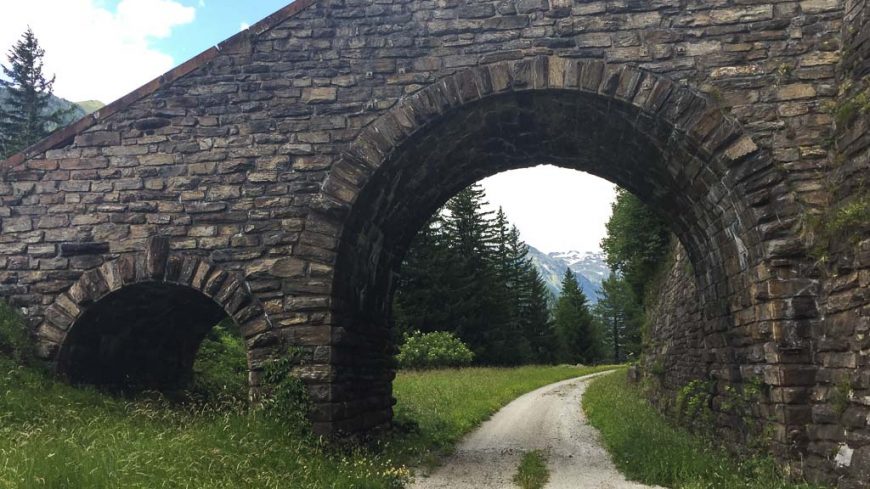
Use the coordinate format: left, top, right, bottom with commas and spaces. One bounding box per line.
409, 371, 661, 489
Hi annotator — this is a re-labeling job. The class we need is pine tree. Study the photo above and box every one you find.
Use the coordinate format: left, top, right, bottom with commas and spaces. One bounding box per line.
594, 273, 643, 363
0, 27, 70, 159
553, 269, 599, 364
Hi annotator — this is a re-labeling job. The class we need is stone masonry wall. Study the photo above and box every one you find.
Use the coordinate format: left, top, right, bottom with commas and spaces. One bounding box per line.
0, 0, 862, 485
801, 0, 870, 485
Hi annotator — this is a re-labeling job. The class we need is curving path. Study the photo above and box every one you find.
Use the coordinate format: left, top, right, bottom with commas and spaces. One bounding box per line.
410, 371, 660, 489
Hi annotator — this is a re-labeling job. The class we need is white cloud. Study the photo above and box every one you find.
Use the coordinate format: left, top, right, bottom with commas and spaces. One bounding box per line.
481, 165, 617, 254
0, 0, 195, 103
240, 22, 250, 31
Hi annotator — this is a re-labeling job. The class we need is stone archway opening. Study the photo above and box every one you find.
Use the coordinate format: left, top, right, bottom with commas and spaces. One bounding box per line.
57, 282, 233, 391
334, 88, 754, 332
321, 59, 777, 433
36, 244, 271, 397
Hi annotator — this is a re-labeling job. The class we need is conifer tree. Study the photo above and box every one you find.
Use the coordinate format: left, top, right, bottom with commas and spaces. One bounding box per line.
440, 184, 508, 363
594, 273, 642, 363
522, 266, 555, 363
600, 189, 670, 302
0, 28, 70, 159
393, 214, 453, 336
394, 185, 557, 366
553, 269, 598, 364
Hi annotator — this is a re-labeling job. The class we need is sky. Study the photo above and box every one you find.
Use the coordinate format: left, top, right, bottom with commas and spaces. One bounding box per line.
1, 0, 617, 254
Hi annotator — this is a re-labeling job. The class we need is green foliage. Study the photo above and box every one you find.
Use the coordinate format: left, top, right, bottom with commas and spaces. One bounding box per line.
396, 331, 474, 369
553, 269, 600, 364
583, 372, 821, 489
594, 273, 642, 363
833, 82, 870, 128
188, 318, 248, 402
513, 450, 549, 489
0, 28, 74, 159
0, 301, 33, 365
600, 189, 671, 302
831, 380, 853, 416
261, 346, 310, 431
675, 379, 715, 432
394, 185, 555, 365
807, 193, 870, 261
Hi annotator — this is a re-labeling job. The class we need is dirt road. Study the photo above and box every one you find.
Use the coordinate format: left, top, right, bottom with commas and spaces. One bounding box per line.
409, 371, 660, 489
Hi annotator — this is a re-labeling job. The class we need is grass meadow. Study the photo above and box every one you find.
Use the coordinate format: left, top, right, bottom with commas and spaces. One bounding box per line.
0, 349, 613, 488
583, 371, 820, 489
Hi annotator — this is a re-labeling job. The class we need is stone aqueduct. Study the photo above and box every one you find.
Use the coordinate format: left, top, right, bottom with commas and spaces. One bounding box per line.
0, 0, 868, 485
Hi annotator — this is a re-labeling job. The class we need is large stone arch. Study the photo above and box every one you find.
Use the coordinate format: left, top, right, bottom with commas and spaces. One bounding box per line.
315, 56, 815, 443
35, 237, 273, 390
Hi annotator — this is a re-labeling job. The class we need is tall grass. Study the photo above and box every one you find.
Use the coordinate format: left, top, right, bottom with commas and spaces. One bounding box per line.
0, 295, 617, 488
0, 357, 410, 489
582, 372, 820, 489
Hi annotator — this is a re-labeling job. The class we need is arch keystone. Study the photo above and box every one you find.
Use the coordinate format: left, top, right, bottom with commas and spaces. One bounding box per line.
145, 236, 170, 279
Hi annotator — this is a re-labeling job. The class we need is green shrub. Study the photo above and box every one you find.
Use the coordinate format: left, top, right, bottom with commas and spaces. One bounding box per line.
189, 318, 249, 403
0, 300, 32, 364
396, 331, 474, 369
260, 346, 310, 431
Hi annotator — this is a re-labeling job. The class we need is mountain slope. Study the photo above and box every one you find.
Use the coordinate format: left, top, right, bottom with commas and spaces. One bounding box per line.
75, 100, 105, 113
0, 87, 100, 133
527, 246, 605, 303
551, 250, 610, 285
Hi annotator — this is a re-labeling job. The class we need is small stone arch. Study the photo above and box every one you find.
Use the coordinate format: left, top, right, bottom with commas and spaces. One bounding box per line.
35, 237, 273, 390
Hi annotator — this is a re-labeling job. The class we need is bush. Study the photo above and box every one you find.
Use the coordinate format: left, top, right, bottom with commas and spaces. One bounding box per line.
396, 331, 474, 369
261, 347, 310, 431
0, 300, 32, 364
189, 318, 249, 402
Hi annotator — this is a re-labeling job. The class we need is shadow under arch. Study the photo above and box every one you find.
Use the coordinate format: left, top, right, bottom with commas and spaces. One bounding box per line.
313, 56, 801, 432
35, 238, 272, 390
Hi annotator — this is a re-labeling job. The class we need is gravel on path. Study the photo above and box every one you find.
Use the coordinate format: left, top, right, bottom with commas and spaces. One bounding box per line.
409, 371, 661, 489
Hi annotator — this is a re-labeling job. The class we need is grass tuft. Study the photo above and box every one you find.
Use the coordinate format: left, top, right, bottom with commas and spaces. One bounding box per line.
513, 450, 549, 489
582, 372, 820, 489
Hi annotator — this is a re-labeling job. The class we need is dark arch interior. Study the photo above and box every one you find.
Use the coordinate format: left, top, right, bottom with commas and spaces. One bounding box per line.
333, 90, 757, 330
58, 282, 230, 390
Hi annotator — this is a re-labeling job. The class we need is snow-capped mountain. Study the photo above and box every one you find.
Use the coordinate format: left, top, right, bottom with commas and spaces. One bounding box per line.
549, 250, 610, 285
527, 246, 609, 303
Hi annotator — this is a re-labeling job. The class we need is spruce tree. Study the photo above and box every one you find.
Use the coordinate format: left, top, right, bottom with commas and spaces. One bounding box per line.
394, 184, 559, 366
0, 27, 70, 159
393, 214, 453, 336
553, 269, 598, 364
523, 266, 555, 363
441, 184, 508, 363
